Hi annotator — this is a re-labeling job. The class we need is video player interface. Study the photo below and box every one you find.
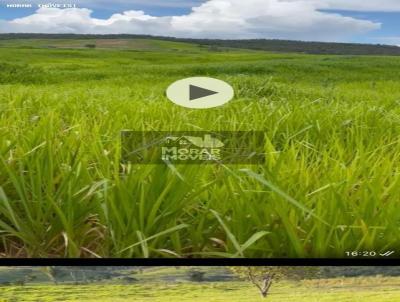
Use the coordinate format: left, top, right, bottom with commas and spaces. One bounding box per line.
0, 0, 400, 259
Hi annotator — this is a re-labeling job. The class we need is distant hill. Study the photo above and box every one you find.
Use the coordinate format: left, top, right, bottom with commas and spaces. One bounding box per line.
181, 38, 400, 56
1, 33, 400, 55
2, 266, 400, 286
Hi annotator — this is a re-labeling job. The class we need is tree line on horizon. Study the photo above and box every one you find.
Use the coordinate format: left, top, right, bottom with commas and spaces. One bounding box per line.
1, 33, 400, 55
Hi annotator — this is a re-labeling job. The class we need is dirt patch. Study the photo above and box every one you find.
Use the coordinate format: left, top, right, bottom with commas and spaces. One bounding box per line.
95, 39, 130, 48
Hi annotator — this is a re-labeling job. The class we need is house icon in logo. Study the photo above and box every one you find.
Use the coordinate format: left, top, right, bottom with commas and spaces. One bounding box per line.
165, 134, 224, 148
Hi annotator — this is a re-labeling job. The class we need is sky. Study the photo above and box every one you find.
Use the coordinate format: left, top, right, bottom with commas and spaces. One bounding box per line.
0, 0, 399, 45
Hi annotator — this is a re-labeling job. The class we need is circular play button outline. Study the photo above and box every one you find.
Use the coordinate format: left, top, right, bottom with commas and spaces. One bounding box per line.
166, 77, 234, 109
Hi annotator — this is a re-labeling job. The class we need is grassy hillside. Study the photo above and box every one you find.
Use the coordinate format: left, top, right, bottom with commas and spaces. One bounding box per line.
0, 38, 202, 52
3, 281, 400, 302
0, 39, 400, 258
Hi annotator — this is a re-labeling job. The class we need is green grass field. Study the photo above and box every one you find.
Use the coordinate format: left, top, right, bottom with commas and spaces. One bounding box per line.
2, 277, 400, 302
1, 38, 400, 258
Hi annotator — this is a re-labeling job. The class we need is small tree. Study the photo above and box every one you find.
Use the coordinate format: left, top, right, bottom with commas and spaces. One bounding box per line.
230, 267, 319, 298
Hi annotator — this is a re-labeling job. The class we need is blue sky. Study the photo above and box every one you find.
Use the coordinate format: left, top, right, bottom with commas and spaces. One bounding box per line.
0, 0, 399, 44
322, 10, 400, 44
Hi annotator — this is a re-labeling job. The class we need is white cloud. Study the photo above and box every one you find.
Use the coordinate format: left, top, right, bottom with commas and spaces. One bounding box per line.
0, 0, 381, 41
169, 0, 380, 40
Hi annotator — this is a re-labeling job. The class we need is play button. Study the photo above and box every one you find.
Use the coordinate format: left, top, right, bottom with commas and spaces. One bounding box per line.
167, 77, 234, 109
189, 85, 218, 101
